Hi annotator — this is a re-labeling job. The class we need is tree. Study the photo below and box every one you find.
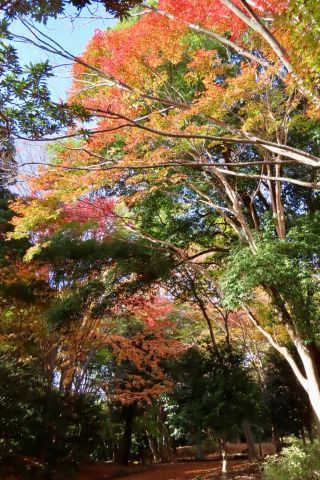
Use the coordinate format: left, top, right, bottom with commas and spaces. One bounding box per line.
0, 359, 107, 477
0, 0, 143, 21
0, 181, 184, 473
0, 0, 145, 173
263, 349, 314, 445
0, 189, 109, 477
12, 0, 320, 425
166, 342, 261, 477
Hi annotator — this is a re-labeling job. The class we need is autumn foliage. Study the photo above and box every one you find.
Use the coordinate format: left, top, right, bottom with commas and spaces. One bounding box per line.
2, 0, 320, 475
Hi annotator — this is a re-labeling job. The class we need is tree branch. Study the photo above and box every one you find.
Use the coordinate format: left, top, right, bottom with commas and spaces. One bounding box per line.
242, 304, 308, 391
142, 4, 269, 67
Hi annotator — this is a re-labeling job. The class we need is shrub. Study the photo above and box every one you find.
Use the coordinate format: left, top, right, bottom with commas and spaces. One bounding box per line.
0, 360, 107, 476
264, 440, 320, 480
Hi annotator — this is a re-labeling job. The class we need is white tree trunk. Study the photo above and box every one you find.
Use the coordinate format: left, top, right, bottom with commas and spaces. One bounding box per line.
220, 439, 228, 479
244, 306, 320, 425
296, 341, 320, 424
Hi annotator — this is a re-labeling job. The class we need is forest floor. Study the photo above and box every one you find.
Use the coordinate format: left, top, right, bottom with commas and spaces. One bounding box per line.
79, 442, 274, 480
79, 459, 261, 480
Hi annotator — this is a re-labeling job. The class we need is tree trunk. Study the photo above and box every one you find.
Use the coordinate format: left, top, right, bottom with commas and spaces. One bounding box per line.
159, 423, 172, 462
244, 306, 320, 426
312, 411, 320, 440
220, 438, 228, 479
145, 430, 159, 462
195, 431, 204, 460
157, 405, 173, 462
295, 341, 320, 425
271, 425, 282, 453
115, 404, 136, 465
242, 421, 259, 461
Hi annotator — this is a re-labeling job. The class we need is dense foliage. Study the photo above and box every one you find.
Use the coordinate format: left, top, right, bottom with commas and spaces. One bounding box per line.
264, 440, 320, 480
1, 0, 320, 478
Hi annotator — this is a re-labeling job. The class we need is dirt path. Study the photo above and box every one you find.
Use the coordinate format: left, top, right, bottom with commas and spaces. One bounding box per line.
79, 459, 260, 480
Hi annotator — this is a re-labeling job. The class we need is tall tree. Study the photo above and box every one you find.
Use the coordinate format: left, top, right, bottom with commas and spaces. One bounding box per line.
0, 0, 144, 173
167, 342, 261, 477
10, 0, 320, 423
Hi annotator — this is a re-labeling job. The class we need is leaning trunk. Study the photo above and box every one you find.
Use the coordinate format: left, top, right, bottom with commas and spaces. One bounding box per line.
242, 421, 259, 461
295, 341, 320, 425
246, 306, 320, 427
145, 430, 160, 462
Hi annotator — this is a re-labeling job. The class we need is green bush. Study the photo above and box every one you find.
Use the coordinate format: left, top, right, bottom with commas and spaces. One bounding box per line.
264, 440, 320, 480
0, 360, 107, 476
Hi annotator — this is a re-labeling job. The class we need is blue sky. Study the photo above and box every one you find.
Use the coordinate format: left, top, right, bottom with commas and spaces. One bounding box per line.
10, 4, 117, 100
8, 4, 117, 193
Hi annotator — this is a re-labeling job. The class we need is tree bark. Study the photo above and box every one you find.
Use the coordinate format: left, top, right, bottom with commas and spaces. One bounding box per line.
271, 425, 282, 453
294, 340, 320, 425
195, 430, 204, 460
244, 305, 320, 426
145, 430, 160, 462
220, 438, 228, 479
157, 405, 173, 463
115, 404, 136, 465
242, 421, 259, 461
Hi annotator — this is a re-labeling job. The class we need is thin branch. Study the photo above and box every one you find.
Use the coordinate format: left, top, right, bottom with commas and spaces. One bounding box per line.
19, 158, 293, 171
11, 22, 320, 156
212, 167, 319, 189
235, 0, 320, 108
104, 109, 320, 168
188, 247, 229, 259
242, 304, 308, 391
142, 4, 269, 67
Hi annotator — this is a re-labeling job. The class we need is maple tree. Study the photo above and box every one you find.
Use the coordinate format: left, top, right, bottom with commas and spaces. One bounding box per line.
0, 190, 108, 475
12, 0, 320, 426
2, 0, 320, 475
0, 188, 184, 472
